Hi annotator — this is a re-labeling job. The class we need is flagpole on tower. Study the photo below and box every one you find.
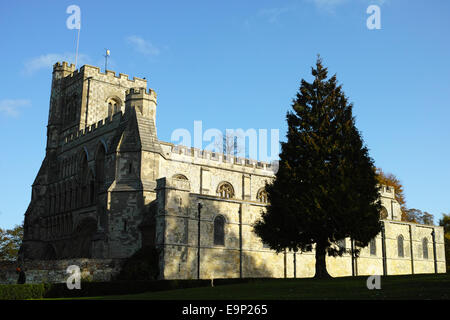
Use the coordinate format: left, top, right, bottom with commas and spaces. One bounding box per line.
75, 26, 80, 68
66, 4, 82, 70
104, 49, 110, 71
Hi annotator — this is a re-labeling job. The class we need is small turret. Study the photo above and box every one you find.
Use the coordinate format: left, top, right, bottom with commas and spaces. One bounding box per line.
125, 87, 157, 122
46, 62, 76, 152
52, 61, 76, 80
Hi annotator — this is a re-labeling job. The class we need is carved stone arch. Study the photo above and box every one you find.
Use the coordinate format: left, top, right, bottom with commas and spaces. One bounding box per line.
87, 168, 96, 204
95, 142, 106, 187
78, 150, 91, 206
106, 96, 123, 117
97, 138, 108, 154
217, 181, 234, 199
172, 174, 188, 180
256, 187, 268, 203
380, 206, 388, 220
77, 147, 90, 182
65, 92, 78, 123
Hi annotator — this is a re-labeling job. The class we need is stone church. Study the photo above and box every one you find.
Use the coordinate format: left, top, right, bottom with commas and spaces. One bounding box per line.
18, 62, 446, 280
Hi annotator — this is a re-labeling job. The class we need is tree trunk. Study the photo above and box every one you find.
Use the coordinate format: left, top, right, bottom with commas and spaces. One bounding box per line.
314, 242, 332, 279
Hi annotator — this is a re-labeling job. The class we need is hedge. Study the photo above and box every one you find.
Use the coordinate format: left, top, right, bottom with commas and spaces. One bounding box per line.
0, 278, 261, 300
0, 283, 47, 300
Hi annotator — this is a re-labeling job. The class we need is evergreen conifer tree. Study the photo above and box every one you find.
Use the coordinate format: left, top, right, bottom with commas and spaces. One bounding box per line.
254, 57, 382, 278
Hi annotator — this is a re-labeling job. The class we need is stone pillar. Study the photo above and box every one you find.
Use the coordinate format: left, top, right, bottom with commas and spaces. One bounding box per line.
200, 168, 210, 195
242, 174, 251, 201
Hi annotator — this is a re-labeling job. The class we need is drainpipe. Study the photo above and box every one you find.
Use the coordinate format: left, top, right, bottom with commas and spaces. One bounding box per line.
293, 250, 297, 278
381, 222, 387, 276
409, 224, 414, 274
239, 204, 242, 279
432, 229, 438, 274
351, 238, 355, 276
84, 77, 92, 128
197, 202, 202, 279
284, 249, 287, 278
351, 238, 358, 276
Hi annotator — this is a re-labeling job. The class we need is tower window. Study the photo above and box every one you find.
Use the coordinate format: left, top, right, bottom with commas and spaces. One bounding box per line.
107, 97, 122, 117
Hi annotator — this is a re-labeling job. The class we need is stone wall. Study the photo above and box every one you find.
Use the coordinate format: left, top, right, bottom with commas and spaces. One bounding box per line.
0, 259, 124, 284
156, 177, 446, 280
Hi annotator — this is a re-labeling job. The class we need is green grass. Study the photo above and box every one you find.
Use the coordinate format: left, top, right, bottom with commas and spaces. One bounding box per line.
53, 273, 450, 300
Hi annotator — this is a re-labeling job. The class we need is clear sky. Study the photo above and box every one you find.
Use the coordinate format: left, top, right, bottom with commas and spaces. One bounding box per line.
0, 0, 449, 229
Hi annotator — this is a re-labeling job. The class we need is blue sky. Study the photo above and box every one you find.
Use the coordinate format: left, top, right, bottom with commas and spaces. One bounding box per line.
0, 0, 449, 229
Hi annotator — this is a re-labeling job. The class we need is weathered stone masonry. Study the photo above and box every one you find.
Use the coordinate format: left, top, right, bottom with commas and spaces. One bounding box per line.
12, 61, 445, 283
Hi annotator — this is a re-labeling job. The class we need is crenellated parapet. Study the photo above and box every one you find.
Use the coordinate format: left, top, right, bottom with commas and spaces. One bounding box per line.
53, 61, 76, 71
125, 87, 157, 121
52, 61, 147, 86
379, 184, 396, 199
62, 112, 122, 147
125, 87, 157, 99
81, 64, 147, 86
160, 142, 278, 174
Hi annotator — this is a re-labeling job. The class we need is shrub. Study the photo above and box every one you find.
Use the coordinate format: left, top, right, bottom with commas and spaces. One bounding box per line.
0, 284, 46, 300
0, 278, 254, 299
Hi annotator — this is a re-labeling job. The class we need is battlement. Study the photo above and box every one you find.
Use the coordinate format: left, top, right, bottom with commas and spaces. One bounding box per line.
63, 112, 122, 145
53, 61, 76, 71
81, 64, 147, 85
160, 142, 278, 173
52, 61, 148, 86
379, 184, 396, 199
125, 87, 157, 99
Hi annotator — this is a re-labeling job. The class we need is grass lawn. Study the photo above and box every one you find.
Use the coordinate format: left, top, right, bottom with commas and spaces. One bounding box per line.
57, 273, 449, 300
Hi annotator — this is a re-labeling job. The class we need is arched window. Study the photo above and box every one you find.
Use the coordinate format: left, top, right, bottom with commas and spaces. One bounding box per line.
79, 152, 89, 206
217, 182, 234, 199
370, 238, 376, 256
256, 188, 268, 203
422, 238, 428, 259
213, 215, 225, 246
397, 235, 404, 258
88, 173, 95, 204
106, 97, 122, 117
380, 206, 388, 220
173, 174, 188, 180
95, 144, 106, 187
